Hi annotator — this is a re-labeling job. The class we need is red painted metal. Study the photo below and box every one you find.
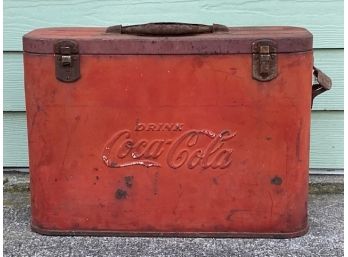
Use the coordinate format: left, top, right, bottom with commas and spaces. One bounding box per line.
24, 26, 315, 237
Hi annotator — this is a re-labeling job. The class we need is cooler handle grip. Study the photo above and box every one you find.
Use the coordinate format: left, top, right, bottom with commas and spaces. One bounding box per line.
312, 66, 332, 107
106, 22, 229, 36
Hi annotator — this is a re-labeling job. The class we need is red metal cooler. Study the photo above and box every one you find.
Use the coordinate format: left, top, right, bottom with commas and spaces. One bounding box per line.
23, 23, 331, 238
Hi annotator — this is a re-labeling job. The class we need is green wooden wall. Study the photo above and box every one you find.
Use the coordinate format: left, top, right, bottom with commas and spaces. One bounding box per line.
3, 0, 344, 169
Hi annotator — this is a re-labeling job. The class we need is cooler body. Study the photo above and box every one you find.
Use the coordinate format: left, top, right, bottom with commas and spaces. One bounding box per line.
23, 25, 315, 237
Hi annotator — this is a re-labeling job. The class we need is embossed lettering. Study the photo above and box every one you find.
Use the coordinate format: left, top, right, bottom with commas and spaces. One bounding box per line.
134, 122, 184, 132
173, 123, 184, 131
135, 122, 145, 131
132, 140, 148, 158
146, 123, 157, 131
167, 130, 199, 169
143, 140, 166, 159
102, 128, 236, 169
167, 130, 235, 169
187, 149, 204, 169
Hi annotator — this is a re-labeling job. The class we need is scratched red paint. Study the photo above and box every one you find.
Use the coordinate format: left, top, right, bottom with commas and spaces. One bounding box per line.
23, 26, 315, 237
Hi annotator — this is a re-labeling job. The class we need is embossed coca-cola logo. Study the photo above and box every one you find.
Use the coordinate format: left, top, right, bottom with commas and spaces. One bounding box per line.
102, 122, 236, 169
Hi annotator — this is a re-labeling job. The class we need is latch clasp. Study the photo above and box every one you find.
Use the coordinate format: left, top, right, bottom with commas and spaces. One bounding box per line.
54, 40, 80, 82
252, 40, 278, 82
61, 55, 72, 66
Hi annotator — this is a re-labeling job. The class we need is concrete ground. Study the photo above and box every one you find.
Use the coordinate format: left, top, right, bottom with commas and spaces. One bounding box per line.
3, 172, 344, 257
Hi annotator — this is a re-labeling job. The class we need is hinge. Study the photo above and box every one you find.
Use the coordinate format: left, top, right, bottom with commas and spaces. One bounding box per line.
252, 40, 277, 82
54, 40, 80, 82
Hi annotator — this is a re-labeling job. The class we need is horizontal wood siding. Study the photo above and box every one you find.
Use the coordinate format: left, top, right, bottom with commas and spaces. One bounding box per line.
3, 113, 29, 167
4, 0, 343, 50
3, 111, 344, 168
3, 0, 343, 169
309, 111, 344, 169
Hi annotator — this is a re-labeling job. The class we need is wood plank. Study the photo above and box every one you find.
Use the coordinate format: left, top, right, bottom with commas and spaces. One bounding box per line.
3, 111, 344, 169
310, 111, 344, 169
4, 49, 343, 111
3, 53, 25, 111
4, 0, 343, 51
3, 112, 29, 167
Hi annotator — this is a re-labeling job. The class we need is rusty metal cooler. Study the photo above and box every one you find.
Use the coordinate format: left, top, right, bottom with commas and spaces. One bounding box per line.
23, 23, 331, 238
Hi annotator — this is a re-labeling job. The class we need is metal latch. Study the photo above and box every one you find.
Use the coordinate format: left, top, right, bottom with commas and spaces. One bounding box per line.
54, 40, 80, 82
252, 40, 277, 82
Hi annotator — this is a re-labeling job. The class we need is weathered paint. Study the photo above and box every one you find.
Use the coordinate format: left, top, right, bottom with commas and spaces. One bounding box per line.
4, 50, 344, 112
23, 26, 312, 54
24, 46, 313, 236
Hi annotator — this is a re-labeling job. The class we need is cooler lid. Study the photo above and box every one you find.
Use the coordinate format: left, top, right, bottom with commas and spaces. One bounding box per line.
23, 23, 313, 54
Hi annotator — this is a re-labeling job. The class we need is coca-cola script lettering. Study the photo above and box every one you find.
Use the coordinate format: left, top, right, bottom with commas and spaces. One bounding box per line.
102, 125, 236, 170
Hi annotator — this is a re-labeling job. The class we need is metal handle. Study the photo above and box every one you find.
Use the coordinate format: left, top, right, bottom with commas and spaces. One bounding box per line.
106, 22, 229, 36
312, 66, 332, 107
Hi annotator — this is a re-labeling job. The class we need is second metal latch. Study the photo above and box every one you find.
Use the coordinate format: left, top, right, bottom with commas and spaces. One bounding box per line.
54, 40, 80, 82
252, 40, 278, 82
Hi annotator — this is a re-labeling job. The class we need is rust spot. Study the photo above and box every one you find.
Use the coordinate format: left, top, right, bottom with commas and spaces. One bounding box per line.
266, 136, 272, 141
214, 224, 226, 230
124, 176, 134, 188
75, 115, 81, 121
271, 176, 283, 185
96, 176, 99, 180
72, 223, 80, 229
54, 178, 58, 182
229, 68, 237, 75
212, 177, 219, 185
226, 213, 233, 221
115, 189, 127, 199
226, 209, 247, 221
110, 162, 118, 168
142, 225, 157, 231
94, 168, 99, 171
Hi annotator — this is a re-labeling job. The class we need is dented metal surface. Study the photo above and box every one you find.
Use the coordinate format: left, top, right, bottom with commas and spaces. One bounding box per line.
23, 24, 331, 238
